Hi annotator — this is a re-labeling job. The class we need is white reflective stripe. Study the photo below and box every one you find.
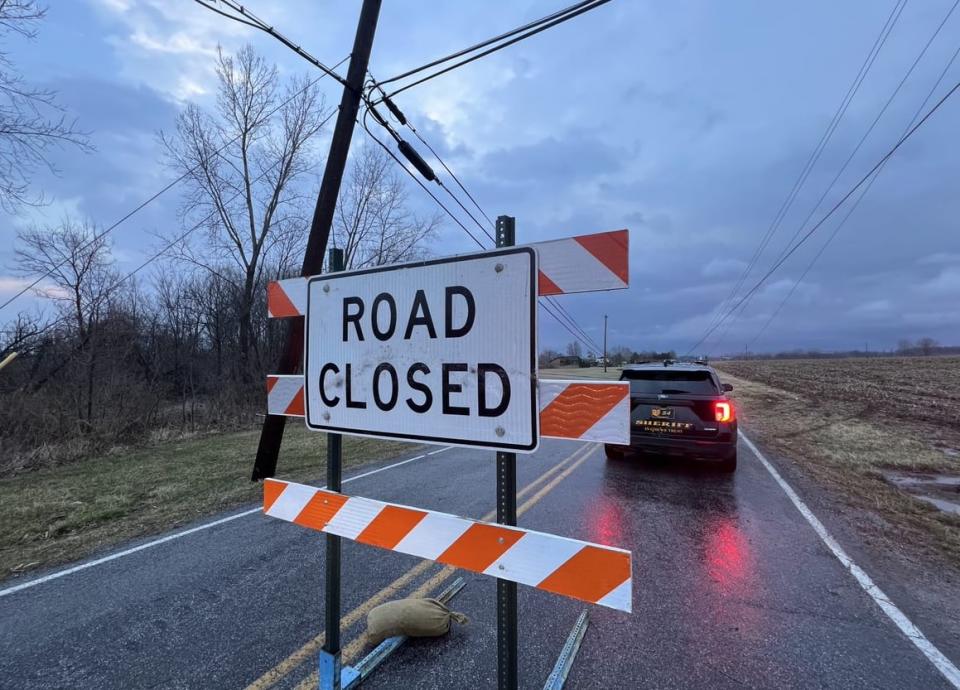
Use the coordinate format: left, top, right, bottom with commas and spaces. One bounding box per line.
483, 533, 584, 586
265, 482, 315, 522
392, 511, 472, 561
277, 277, 308, 315
535, 238, 624, 293
324, 496, 386, 540
268, 375, 303, 415
538, 380, 567, 411
596, 577, 632, 613
576, 393, 630, 444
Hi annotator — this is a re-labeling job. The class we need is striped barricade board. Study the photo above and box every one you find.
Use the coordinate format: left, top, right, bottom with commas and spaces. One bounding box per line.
264, 478, 632, 612
267, 375, 629, 445
266, 229, 629, 318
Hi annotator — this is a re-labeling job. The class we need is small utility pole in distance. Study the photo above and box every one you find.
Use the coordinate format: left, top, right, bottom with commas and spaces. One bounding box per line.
603, 314, 608, 373
495, 215, 519, 690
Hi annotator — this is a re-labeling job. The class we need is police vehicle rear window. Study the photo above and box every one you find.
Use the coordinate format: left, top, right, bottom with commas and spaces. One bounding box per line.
620, 370, 718, 395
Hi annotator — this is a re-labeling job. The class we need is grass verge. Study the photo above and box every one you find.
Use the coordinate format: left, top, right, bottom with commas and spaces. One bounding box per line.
714, 366, 960, 568
0, 426, 417, 581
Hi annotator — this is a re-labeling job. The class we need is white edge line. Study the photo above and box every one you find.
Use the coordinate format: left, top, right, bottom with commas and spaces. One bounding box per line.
0, 446, 452, 599
742, 432, 960, 689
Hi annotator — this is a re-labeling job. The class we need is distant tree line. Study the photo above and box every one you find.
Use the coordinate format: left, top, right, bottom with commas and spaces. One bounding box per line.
539, 343, 676, 367
728, 337, 957, 361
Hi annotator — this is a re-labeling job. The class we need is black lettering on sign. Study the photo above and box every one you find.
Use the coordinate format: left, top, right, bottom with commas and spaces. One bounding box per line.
477, 363, 510, 417
442, 363, 469, 415
342, 297, 364, 342
445, 286, 475, 338
405, 362, 432, 413
345, 363, 366, 409
373, 362, 399, 411
371, 293, 397, 341
403, 290, 437, 339
319, 363, 340, 406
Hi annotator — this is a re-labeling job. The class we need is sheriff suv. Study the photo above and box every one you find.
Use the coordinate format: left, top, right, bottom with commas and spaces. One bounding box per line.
605, 361, 738, 472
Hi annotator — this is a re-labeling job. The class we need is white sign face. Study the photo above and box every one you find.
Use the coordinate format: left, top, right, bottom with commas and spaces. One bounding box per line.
304, 248, 538, 452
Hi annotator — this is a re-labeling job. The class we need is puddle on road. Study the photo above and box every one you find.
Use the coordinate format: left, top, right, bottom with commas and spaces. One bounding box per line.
884, 471, 960, 516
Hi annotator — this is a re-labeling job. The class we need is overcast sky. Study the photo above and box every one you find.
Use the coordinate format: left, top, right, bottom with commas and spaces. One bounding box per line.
1, 0, 958, 355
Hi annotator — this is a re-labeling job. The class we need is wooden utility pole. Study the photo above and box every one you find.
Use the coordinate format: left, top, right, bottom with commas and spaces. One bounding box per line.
253, 0, 382, 482
249, 2, 382, 688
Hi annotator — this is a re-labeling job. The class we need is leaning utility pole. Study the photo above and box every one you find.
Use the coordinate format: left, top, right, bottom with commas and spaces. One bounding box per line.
250, 2, 382, 688
253, 0, 381, 481
603, 314, 608, 372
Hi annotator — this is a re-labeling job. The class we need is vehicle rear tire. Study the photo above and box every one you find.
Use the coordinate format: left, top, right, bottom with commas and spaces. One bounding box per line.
604, 444, 626, 460
718, 448, 737, 473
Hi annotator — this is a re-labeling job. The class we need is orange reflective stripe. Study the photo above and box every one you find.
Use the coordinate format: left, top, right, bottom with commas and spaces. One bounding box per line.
574, 229, 629, 284
537, 544, 631, 603
437, 523, 524, 572
267, 281, 300, 318
263, 478, 287, 513
356, 505, 428, 550
538, 270, 563, 296
540, 383, 628, 438
292, 491, 349, 531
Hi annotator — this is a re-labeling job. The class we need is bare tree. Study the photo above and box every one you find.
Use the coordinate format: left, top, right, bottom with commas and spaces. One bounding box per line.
565, 341, 583, 358
0, 0, 91, 212
917, 337, 939, 356
334, 144, 441, 270
162, 45, 328, 377
14, 218, 116, 422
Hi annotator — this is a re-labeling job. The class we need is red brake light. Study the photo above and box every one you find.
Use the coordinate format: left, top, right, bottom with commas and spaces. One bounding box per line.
715, 401, 734, 423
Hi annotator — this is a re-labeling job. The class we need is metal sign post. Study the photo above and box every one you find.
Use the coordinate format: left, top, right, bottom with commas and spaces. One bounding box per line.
495, 215, 519, 690
320, 248, 346, 689
259, 223, 634, 688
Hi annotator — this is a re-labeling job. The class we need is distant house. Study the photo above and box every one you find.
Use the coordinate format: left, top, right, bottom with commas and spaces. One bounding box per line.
547, 355, 581, 368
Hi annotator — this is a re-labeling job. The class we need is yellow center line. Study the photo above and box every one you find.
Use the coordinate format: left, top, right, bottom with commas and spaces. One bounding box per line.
290, 443, 599, 690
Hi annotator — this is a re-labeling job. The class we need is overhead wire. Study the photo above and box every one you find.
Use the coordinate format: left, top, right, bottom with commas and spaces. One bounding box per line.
747, 22, 960, 349
695, 0, 908, 345
684, 75, 960, 355
376, 0, 614, 101
709, 0, 942, 355
362, 77, 604, 355
190, 0, 349, 87
0, 55, 350, 315
95, 106, 341, 307
375, 0, 604, 88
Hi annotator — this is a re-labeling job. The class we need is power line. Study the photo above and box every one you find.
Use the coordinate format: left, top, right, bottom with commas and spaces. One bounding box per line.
713, 0, 956, 354
190, 0, 349, 88
376, 0, 603, 89
377, 0, 613, 101
360, 105, 604, 356
748, 26, 960, 350
695, 0, 907, 345
360, 108, 488, 250
97, 107, 341, 305
684, 75, 960, 355
1, 55, 349, 315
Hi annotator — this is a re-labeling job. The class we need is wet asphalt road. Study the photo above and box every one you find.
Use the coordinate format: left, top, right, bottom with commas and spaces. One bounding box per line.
0, 437, 955, 689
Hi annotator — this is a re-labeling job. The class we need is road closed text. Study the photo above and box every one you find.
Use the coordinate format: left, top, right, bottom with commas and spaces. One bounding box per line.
315, 286, 512, 418
304, 249, 537, 450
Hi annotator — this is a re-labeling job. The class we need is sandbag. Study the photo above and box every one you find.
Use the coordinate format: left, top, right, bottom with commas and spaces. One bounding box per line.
366, 598, 468, 645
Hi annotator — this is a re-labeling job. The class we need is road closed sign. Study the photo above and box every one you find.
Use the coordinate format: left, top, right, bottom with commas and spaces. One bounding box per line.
304, 248, 538, 451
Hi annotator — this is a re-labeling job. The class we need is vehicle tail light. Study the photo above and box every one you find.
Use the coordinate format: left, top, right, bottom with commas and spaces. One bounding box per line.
715, 401, 734, 423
